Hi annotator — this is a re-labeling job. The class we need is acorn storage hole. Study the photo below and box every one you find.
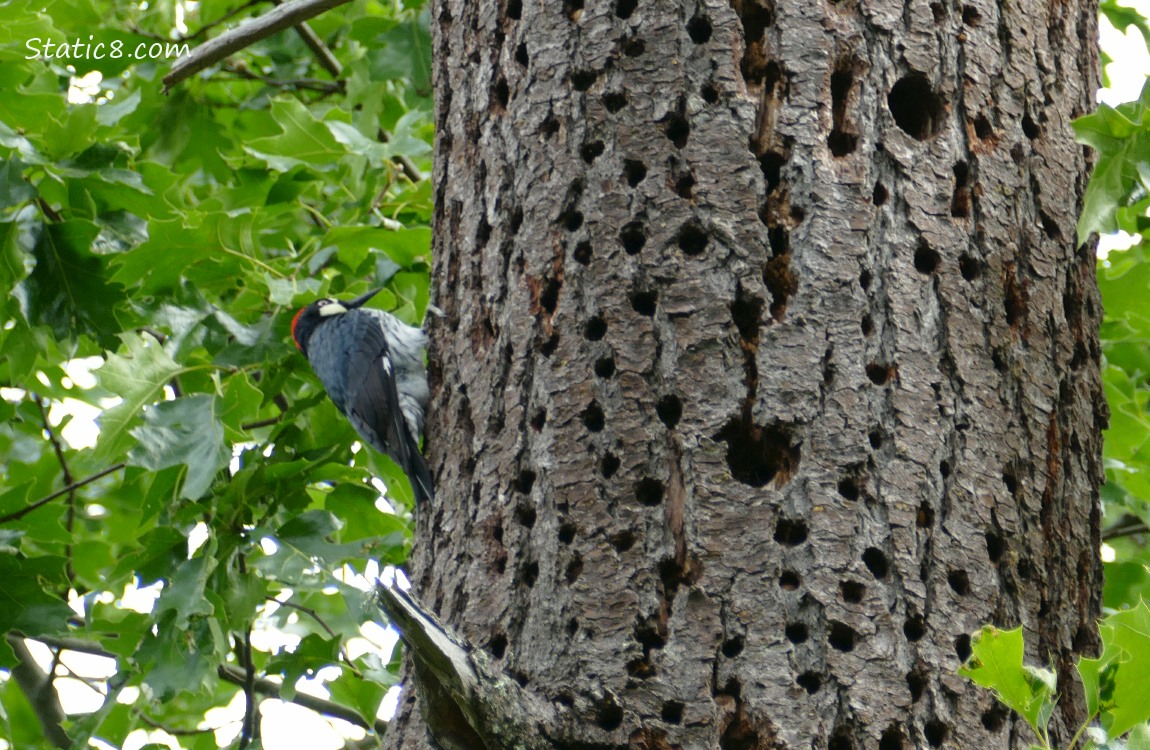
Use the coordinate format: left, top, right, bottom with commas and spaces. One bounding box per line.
887, 74, 944, 140
716, 417, 801, 487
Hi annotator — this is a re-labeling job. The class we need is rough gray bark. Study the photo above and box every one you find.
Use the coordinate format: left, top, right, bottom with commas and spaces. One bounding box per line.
388, 0, 1104, 748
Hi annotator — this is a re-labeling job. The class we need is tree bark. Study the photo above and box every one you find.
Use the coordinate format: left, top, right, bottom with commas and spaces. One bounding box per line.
388, 0, 1104, 747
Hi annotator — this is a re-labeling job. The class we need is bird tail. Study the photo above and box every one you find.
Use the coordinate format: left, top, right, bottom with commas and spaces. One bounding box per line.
408, 450, 434, 504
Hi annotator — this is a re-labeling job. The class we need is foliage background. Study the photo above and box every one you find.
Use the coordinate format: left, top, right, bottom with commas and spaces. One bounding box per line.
3, 0, 1150, 747
0, 0, 433, 746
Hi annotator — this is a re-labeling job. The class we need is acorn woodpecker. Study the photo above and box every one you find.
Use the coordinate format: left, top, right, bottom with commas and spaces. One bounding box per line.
291, 289, 433, 503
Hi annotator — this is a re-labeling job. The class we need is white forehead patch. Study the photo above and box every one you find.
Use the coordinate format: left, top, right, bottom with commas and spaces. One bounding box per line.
318, 301, 348, 316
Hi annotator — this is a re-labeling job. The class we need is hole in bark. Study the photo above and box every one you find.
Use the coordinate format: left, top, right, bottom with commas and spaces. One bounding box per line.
563, 0, 583, 21
828, 729, 855, 750
611, 530, 636, 552
623, 159, 647, 186
584, 315, 607, 340
841, 580, 865, 603
558, 521, 576, 544
677, 219, 709, 255
515, 42, 528, 67
620, 221, 647, 254
1002, 467, 1018, 495
1040, 210, 1062, 240
903, 616, 926, 642
866, 362, 895, 385
521, 560, 539, 587
629, 288, 657, 317
662, 701, 684, 724
924, 719, 948, 747
565, 555, 583, 583
985, 532, 1006, 562
774, 518, 808, 546
515, 502, 536, 528
583, 402, 605, 432
489, 632, 508, 658
763, 254, 796, 320
634, 617, 666, 650
601, 452, 621, 478
1017, 557, 1032, 579
731, 286, 763, 342
701, 81, 720, 103
759, 151, 784, 191
838, 476, 860, 501
797, 671, 821, 693
531, 408, 547, 430
624, 37, 646, 57
868, 428, 883, 448
917, 502, 934, 528
594, 356, 616, 378
493, 77, 509, 108
574, 240, 593, 265
1004, 271, 1027, 327
1022, 112, 1040, 139
581, 140, 605, 163
615, 0, 636, 18
981, 705, 1007, 732
674, 172, 696, 199
510, 206, 524, 234
888, 74, 944, 140
688, 14, 712, 43
954, 633, 972, 662
767, 225, 789, 256
476, 218, 492, 247
721, 635, 745, 657
828, 65, 858, 157
873, 182, 888, 206
595, 697, 623, 731
861, 314, 874, 336
939, 459, 950, 478
656, 395, 682, 428
863, 548, 889, 578
540, 279, 561, 314
906, 668, 927, 701
958, 254, 981, 280
572, 69, 597, 91
785, 622, 808, 644
514, 470, 536, 494
559, 207, 583, 231
664, 111, 690, 148
973, 113, 993, 139
879, 725, 905, 750
506, 0, 521, 19
962, 5, 981, 25
859, 269, 872, 289
635, 478, 664, 506
951, 163, 970, 217
828, 622, 857, 651
948, 569, 971, 595
930, 2, 945, 21
717, 417, 801, 487
779, 570, 801, 589
914, 243, 940, 274
557, 688, 575, 705
603, 91, 627, 112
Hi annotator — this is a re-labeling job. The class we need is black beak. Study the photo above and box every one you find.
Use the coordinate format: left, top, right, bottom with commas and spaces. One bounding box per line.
346, 288, 382, 309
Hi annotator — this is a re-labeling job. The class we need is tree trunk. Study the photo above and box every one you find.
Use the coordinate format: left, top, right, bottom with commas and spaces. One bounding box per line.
387, 0, 1104, 747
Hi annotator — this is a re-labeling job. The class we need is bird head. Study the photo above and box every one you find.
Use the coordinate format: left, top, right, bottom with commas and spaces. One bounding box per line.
291, 288, 381, 355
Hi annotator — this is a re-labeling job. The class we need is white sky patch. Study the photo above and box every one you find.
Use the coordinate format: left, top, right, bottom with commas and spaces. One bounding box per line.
120, 579, 163, 614
67, 70, 102, 104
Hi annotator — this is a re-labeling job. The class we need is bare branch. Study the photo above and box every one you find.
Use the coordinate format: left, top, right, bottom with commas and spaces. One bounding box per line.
6, 635, 70, 748
271, 0, 342, 78
36, 396, 76, 583
0, 463, 126, 525
163, 0, 354, 92
266, 596, 362, 677
217, 664, 388, 734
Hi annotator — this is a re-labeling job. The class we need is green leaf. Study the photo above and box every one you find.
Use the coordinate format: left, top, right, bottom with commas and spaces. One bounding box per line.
21, 218, 124, 347
245, 99, 347, 171
94, 333, 185, 462
1085, 602, 1150, 738
0, 156, 35, 208
129, 394, 230, 500
959, 625, 1056, 737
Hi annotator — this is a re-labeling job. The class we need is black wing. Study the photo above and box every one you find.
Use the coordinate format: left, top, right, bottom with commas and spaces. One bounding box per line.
343, 312, 433, 503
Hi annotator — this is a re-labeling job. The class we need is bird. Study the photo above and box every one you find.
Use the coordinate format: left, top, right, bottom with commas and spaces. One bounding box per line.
290, 288, 433, 503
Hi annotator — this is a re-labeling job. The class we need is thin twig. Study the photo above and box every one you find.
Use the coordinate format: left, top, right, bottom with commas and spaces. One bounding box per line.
163, 0, 354, 92
241, 415, 284, 430
237, 552, 261, 749
36, 397, 76, 583
218, 665, 388, 734
222, 63, 344, 93
270, 0, 342, 78
0, 464, 126, 525
1102, 519, 1149, 541
266, 596, 362, 677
